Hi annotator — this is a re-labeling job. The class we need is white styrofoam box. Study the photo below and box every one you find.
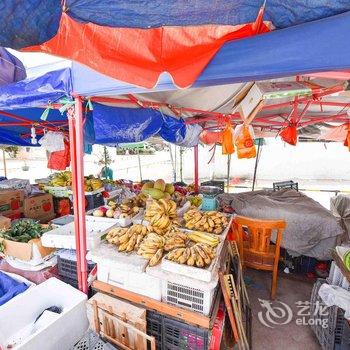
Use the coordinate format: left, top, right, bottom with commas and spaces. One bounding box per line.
89, 243, 161, 300
146, 264, 218, 316
41, 220, 116, 250
86, 208, 134, 227
5, 255, 57, 272
0, 277, 88, 350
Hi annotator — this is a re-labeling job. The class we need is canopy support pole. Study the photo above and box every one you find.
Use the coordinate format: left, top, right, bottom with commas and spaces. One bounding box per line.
2, 149, 7, 178
194, 146, 199, 193
180, 147, 183, 182
252, 139, 262, 191
137, 149, 142, 182
68, 97, 88, 294
226, 154, 231, 193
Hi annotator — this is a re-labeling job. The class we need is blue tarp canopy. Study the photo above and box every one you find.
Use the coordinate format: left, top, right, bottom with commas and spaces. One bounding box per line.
0, 10, 350, 145
1, 0, 350, 48
71, 11, 350, 95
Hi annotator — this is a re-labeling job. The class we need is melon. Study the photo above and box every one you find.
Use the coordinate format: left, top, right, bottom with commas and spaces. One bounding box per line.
154, 179, 166, 192
142, 188, 165, 199
165, 183, 175, 195
141, 181, 154, 191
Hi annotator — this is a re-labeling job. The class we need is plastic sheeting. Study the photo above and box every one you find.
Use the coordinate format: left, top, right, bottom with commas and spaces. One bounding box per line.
25, 13, 269, 89
330, 195, 350, 241
0, 0, 61, 49
194, 11, 350, 87
0, 128, 38, 146
0, 48, 26, 85
0, 68, 72, 110
91, 103, 198, 146
91, 103, 163, 144
2, 1, 348, 49
0, 271, 28, 306
218, 189, 344, 260
66, 0, 350, 29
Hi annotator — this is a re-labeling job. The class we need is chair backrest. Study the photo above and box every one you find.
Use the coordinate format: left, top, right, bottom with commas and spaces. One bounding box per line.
234, 215, 286, 255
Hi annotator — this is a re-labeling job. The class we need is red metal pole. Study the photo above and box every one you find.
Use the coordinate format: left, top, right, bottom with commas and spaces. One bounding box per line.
194, 145, 199, 193
67, 107, 82, 290
74, 96, 88, 294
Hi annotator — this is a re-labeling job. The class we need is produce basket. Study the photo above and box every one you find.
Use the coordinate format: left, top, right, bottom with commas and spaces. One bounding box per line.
310, 278, 346, 350
146, 311, 209, 350
41, 220, 116, 250
57, 249, 96, 280
72, 330, 115, 350
147, 264, 218, 316
44, 185, 71, 198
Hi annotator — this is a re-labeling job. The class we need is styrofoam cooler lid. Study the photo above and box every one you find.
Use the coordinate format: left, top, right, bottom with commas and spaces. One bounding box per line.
146, 263, 218, 290
87, 243, 148, 273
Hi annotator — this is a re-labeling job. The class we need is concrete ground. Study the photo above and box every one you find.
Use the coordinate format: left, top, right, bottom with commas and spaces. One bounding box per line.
245, 268, 321, 350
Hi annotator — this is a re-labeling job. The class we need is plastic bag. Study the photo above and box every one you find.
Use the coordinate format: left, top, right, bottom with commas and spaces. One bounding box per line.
47, 139, 70, 170
199, 130, 223, 145
176, 124, 203, 147
234, 124, 256, 159
222, 123, 235, 154
38, 131, 65, 152
344, 126, 350, 150
280, 124, 298, 146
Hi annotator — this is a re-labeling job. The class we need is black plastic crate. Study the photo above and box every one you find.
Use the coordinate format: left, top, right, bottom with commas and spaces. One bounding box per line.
163, 317, 208, 350
273, 180, 298, 192
338, 319, 350, 350
147, 311, 163, 350
200, 180, 225, 193
57, 249, 96, 280
146, 311, 209, 350
86, 192, 105, 211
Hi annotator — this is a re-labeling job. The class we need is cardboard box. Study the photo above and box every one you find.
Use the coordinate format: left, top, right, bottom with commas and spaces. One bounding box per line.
24, 193, 55, 223
0, 215, 11, 230
1, 237, 55, 262
0, 189, 24, 218
238, 81, 312, 119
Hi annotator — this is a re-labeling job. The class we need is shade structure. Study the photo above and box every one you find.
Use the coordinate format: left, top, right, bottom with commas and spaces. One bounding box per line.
1, 0, 350, 49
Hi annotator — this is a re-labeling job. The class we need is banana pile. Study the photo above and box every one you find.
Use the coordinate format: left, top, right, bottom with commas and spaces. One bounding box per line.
163, 229, 188, 251
144, 199, 178, 235
167, 243, 215, 268
137, 233, 165, 266
84, 177, 103, 192
187, 230, 220, 247
106, 224, 148, 252
48, 171, 72, 187
183, 209, 229, 234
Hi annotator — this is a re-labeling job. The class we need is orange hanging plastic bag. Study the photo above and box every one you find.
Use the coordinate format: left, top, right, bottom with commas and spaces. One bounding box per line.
234, 124, 256, 159
280, 124, 298, 145
199, 130, 223, 145
222, 123, 235, 154
344, 125, 350, 151
47, 139, 70, 170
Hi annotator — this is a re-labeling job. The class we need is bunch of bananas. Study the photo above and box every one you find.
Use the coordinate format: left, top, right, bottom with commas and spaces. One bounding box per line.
84, 178, 104, 192
144, 199, 178, 235
183, 209, 229, 234
137, 233, 165, 266
106, 224, 148, 252
49, 171, 72, 187
167, 243, 215, 268
163, 229, 188, 251
187, 231, 220, 247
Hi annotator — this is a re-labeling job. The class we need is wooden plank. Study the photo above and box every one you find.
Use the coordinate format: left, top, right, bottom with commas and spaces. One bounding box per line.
92, 280, 211, 329
332, 250, 350, 284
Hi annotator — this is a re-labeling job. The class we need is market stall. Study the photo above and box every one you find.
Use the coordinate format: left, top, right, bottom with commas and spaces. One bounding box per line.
0, 2, 350, 349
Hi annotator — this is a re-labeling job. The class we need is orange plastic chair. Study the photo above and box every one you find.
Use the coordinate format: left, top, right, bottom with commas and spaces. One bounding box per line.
234, 215, 286, 299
